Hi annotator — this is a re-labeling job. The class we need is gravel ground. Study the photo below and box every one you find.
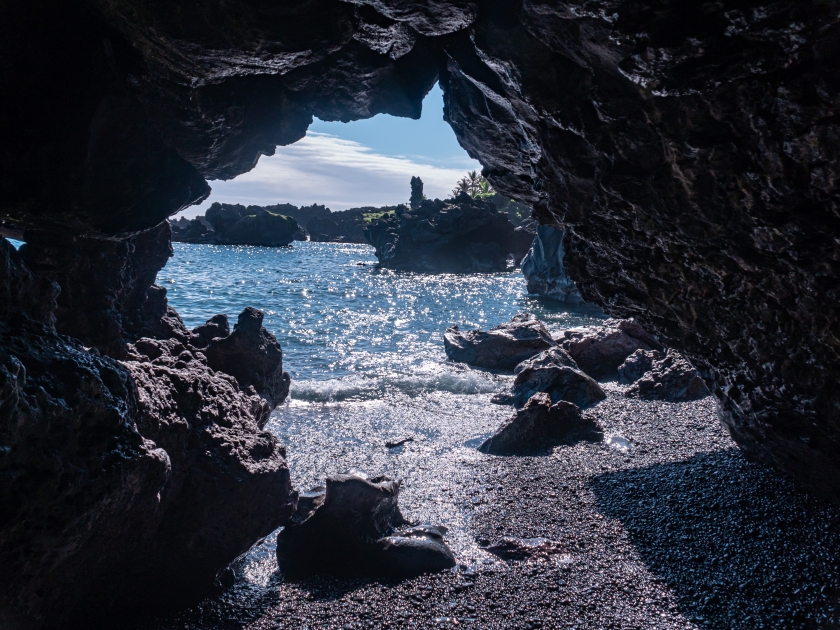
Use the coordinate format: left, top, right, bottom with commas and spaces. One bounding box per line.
139, 381, 840, 630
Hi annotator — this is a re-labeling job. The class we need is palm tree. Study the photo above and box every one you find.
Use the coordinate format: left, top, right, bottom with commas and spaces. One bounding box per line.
452, 171, 494, 198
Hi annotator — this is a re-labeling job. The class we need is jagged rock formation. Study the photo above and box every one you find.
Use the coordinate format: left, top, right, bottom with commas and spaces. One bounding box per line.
365, 193, 522, 272
557, 320, 665, 379
0, 3, 838, 625
480, 393, 602, 455
521, 224, 582, 302
0, 236, 295, 629
625, 350, 711, 403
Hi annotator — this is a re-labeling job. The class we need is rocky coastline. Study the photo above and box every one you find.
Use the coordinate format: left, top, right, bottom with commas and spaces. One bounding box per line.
1, 0, 839, 627
365, 193, 532, 273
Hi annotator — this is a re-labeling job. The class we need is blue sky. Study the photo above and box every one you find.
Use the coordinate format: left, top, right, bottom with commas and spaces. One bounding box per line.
177, 84, 481, 217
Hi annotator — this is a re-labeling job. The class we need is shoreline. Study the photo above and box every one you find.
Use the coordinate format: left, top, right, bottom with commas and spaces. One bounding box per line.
137, 381, 840, 629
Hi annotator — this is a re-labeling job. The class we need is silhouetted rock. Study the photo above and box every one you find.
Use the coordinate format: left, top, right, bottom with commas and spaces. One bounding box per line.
521, 224, 582, 302
444, 313, 555, 371
205, 307, 291, 409
277, 475, 454, 576
365, 194, 522, 273
557, 320, 664, 379
508, 348, 606, 409
627, 351, 711, 402
480, 393, 602, 455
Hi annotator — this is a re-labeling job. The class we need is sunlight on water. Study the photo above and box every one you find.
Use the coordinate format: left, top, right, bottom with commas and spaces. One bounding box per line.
157, 241, 607, 608
163, 241, 605, 402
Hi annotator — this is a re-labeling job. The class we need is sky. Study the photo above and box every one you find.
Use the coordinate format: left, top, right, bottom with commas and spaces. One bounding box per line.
176, 84, 481, 218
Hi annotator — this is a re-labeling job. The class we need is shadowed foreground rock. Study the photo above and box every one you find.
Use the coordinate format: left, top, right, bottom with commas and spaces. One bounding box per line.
444, 313, 555, 371
0, 237, 296, 629
480, 393, 602, 455
277, 475, 455, 577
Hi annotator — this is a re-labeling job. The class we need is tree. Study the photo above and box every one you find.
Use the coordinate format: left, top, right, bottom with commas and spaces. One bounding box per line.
410, 176, 425, 209
452, 170, 494, 198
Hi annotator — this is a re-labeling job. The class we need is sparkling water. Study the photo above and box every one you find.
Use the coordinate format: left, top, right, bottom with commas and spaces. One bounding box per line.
159, 241, 607, 616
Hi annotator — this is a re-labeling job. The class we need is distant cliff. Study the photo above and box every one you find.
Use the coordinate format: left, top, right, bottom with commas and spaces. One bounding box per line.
172, 203, 299, 246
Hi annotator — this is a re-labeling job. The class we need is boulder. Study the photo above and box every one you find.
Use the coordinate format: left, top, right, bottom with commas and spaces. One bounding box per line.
521, 224, 582, 302
377, 525, 456, 575
618, 349, 664, 385
444, 313, 555, 371
479, 393, 602, 455
205, 307, 291, 409
508, 349, 607, 409
557, 319, 664, 379
276, 475, 454, 576
191, 313, 231, 348
627, 351, 711, 402
364, 194, 522, 273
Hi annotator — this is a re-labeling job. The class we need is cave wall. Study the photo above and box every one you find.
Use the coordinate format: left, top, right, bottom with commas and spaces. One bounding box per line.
0, 0, 838, 624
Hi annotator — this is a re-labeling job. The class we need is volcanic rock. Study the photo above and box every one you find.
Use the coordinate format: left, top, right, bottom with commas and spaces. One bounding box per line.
479, 393, 602, 455
191, 314, 231, 349
277, 474, 454, 576
205, 307, 291, 409
0, 237, 296, 628
19, 222, 189, 357
508, 349, 607, 409
557, 320, 664, 379
444, 313, 555, 371
618, 349, 664, 385
364, 194, 521, 273
202, 203, 298, 247
521, 224, 582, 302
627, 351, 711, 403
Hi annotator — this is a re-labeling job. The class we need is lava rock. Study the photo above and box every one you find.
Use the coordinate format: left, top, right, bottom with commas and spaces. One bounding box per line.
557, 320, 664, 379
444, 313, 555, 371
627, 351, 711, 402
521, 224, 582, 302
364, 194, 521, 273
479, 393, 602, 455
205, 307, 291, 409
377, 525, 456, 575
509, 349, 607, 409
19, 222, 187, 357
277, 474, 454, 577
191, 314, 231, 348
0, 238, 296, 628
618, 349, 664, 385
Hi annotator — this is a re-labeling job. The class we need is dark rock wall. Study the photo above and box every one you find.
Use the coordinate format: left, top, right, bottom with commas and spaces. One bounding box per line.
0, 8, 838, 626
0, 237, 296, 629
447, 0, 840, 500
19, 222, 183, 357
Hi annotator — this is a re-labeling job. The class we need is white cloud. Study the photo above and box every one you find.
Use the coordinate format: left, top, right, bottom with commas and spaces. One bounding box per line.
178, 132, 480, 217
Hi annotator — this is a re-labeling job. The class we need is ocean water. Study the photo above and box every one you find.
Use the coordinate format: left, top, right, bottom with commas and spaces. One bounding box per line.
155, 241, 607, 626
